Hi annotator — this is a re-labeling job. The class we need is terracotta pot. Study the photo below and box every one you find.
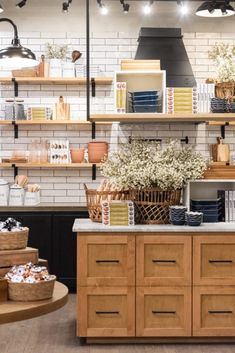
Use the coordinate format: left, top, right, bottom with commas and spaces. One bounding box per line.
70, 148, 84, 163
88, 142, 108, 163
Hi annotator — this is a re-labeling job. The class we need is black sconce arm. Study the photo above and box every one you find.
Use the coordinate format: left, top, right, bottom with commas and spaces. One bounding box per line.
0, 18, 20, 45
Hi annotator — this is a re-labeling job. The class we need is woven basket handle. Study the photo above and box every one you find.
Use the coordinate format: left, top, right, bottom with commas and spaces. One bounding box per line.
84, 184, 88, 191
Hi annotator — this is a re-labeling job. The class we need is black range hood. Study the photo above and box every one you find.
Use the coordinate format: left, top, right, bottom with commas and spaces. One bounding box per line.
135, 27, 196, 87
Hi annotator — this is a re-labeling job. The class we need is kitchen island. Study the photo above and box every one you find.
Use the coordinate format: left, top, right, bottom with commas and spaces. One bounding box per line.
74, 219, 235, 343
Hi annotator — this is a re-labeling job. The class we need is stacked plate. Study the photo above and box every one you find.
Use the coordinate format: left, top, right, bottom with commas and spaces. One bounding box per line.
210, 98, 227, 113
128, 90, 162, 113
185, 211, 203, 226
169, 206, 187, 225
191, 198, 222, 223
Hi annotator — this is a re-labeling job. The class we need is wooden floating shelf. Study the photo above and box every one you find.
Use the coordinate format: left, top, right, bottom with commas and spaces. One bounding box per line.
0, 163, 101, 169
91, 113, 235, 123
0, 120, 112, 126
0, 77, 113, 85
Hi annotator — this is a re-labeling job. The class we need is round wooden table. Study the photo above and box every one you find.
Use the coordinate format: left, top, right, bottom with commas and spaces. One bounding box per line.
0, 281, 68, 324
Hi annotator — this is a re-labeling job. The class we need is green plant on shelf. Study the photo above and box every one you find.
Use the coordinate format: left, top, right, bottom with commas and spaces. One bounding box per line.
101, 139, 207, 190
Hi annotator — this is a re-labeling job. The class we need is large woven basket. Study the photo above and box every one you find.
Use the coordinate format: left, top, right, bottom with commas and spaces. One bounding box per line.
130, 188, 182, 224
84, 184, 130, 223
0, 228, 29, 250
8, 276, 56, 302
215, 82, 235, 101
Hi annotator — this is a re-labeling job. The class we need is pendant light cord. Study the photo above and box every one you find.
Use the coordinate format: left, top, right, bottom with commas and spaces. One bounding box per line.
0, 18, 20, 46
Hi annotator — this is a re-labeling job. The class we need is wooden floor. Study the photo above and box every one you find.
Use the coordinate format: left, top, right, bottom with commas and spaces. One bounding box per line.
0, 294, 235, 353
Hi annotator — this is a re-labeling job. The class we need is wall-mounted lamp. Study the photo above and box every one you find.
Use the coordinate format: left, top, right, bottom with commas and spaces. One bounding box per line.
0, 18, 39, 68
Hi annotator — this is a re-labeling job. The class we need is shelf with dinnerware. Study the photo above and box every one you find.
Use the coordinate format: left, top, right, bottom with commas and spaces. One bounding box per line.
0, 76, 113, 85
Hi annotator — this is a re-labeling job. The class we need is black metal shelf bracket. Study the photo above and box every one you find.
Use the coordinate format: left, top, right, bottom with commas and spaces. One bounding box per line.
91, 77, 96, 97
92, 164, 97, 181
92, 122, 96, 140
221, 123, 229, 139
12, 121, 18, 139
128, 136, 162, 144
12, 164, 18, 179
12, 77, 18, 97
181, 136, 189, 144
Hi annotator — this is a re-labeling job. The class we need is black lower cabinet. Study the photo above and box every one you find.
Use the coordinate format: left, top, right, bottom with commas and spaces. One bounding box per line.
0, 210, 88, 292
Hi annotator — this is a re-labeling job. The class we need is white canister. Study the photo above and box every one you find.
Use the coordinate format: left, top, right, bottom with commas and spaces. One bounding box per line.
9, 185, 24, 206
24, 191, 40, 206
62, 62, 75, 78
0, 179, 9, 206
49, 59, 62, 77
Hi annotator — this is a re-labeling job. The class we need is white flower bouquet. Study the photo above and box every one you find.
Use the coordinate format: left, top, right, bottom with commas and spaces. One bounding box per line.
101, 139, 207, 190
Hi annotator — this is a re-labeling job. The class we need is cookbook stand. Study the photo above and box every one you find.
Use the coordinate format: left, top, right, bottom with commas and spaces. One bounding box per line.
0, 281, 68, 324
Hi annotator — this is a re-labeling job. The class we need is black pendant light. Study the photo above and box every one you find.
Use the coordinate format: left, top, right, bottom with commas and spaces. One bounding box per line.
196, 0, 235, 17
0, 18, 39, 68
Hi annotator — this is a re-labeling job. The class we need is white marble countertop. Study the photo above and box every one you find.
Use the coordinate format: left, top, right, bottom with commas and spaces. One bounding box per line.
73, 219, 235, 233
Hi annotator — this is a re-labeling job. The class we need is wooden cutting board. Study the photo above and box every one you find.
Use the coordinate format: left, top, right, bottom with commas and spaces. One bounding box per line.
121, 59, 160, 71
53, 96, 70, 120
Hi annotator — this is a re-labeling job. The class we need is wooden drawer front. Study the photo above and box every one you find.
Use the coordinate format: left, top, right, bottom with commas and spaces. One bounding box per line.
78, 287, 135, 337
136, 287, 191, 337
78, 235, 135, 286
136, 235, 192, 286
193, 286, 235, 336
193, 235, 235, 285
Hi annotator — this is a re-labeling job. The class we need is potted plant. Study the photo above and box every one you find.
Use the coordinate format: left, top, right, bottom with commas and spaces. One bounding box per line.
46, 43, 68, 77
208, 43, 235, 100
101, 139, 207, 224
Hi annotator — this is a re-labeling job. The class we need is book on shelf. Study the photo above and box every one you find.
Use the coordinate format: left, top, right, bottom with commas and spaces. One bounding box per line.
218, 189, 235, 223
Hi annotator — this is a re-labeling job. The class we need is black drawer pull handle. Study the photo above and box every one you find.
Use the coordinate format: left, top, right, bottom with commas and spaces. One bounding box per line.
208, 310, 233, 314
209, 260, 233, 263
96, 311, 119, 315
96, 260, 120, 263
152, 310, 176, 314
152, 260, 176, 263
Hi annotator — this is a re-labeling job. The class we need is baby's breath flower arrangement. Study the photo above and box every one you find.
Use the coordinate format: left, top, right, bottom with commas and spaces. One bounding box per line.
46, 43, 68, 60
101, 139, 207, 190
208, 43, 235, 83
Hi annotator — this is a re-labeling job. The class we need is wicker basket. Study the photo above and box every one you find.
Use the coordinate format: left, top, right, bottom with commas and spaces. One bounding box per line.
0, 228, 29, 251
8, 276, 56, 302
130, 188, 182, 224
84, 184, 130, 222
215, 82, 235, 101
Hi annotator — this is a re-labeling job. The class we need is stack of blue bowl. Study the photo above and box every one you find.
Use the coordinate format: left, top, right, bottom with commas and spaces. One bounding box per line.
128, 90, 162, 113
191, 199, 222, 223
185, 211, 203, 226
169, 206, 187, 225
210, 98, 227, 113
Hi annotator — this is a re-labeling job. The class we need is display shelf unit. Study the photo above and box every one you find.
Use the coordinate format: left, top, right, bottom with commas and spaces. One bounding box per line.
114, 70, 166, 114
0, 77, 113, 85
91, 113, 235, 124
184, 179, 235, 211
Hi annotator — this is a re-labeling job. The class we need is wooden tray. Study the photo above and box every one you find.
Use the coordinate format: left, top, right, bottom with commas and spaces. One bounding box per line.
0, 247, 38, 277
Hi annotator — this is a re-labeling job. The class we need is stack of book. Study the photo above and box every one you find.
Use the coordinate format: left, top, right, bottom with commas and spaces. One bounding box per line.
197, 83, 215, 113
166, 87, 198, 114
217, 190, 235, 222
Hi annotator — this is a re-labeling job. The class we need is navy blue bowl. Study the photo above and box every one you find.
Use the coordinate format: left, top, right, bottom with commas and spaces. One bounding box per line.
132, 105, 161, 113
187, 221, 202, 227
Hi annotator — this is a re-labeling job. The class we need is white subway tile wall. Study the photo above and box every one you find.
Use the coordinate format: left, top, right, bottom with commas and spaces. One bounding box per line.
0, 31, 234, 204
